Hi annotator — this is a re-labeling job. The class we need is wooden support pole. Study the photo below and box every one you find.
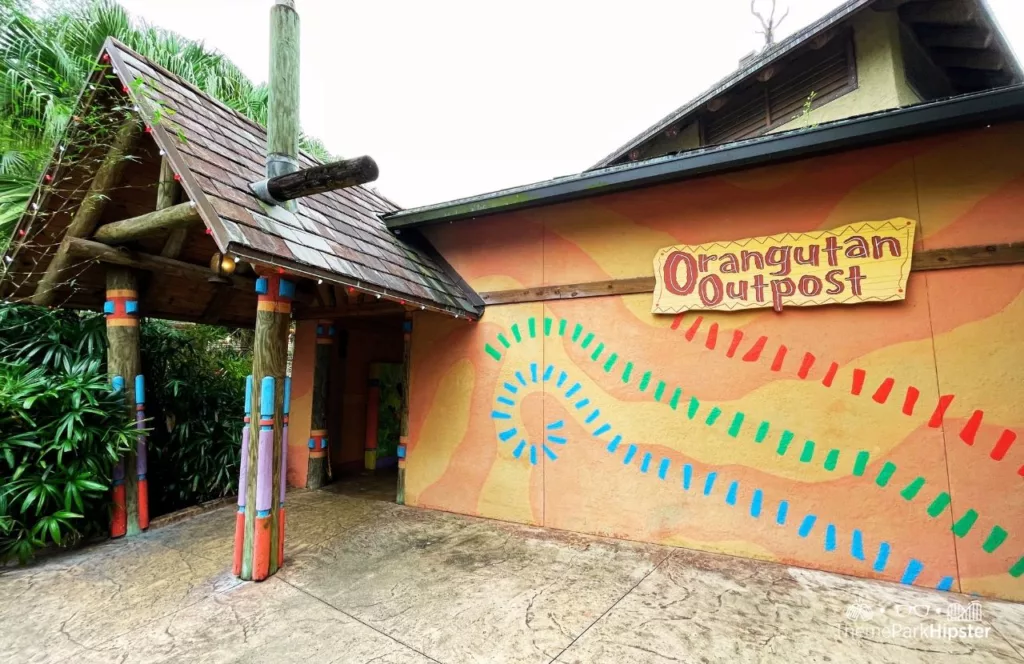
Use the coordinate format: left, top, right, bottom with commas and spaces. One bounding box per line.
32, 120, 141, 306
396, 314, 412, 505
157, 157, 188, 258
266, 156, 379, 202
105, 267, 149, 538
93, 202, 202, 244
235, 273, 293, 581
306, 320, 334, 489
268, 0, 300, 177
65, 236, 256, 293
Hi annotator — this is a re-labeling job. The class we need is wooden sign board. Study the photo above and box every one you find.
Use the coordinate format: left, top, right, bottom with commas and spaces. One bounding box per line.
652, 219, 916, 314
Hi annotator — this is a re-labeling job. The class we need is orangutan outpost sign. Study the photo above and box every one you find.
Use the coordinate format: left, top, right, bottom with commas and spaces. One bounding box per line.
652, 219, 917, 314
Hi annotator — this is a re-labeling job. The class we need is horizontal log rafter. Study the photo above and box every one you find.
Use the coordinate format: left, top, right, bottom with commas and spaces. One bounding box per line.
93, 202, 202, 244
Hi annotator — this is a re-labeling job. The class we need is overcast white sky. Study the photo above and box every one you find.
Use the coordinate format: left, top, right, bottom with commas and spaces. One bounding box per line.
114, 0, 1024, 209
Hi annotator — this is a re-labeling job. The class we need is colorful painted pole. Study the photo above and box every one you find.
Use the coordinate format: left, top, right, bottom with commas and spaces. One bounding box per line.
364, 367, 381, 470
233, 375, 253, 577
397, 314, 413, 505
104, 267, 148, 537
235, 273, 293, 581
307, 320, 334, 489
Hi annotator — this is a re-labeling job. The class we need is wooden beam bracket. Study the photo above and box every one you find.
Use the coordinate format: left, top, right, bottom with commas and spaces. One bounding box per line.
478, 242, 1024, 306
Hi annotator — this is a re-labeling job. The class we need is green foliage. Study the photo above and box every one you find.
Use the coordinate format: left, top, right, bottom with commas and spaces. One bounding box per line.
141, 320, 250, 514
0, 303, 251, 561
0, 302, 135, 563
0, 0, 332, 246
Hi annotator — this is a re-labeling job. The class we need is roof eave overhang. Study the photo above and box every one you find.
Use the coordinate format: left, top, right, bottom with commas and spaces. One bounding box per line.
385, 84, 1024, 230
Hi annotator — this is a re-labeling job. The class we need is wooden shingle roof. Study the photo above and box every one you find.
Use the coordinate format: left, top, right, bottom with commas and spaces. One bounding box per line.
104, 39, 478, 316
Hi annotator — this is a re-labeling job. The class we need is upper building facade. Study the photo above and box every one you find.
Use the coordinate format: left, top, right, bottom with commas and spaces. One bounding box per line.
593, 0, 1022, 168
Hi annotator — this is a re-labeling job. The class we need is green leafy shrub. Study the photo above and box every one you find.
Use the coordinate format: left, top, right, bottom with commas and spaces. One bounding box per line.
0, 303, 136, 562
0, 303, 251, 561
141, 320, 249, 514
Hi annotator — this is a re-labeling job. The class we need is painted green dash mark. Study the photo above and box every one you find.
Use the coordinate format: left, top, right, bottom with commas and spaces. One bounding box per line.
823, 449, 840, 471
952, 509, 979, 538
875, 462, 897, 488
983, 526, 1008, 553
927, 492, 951, 518
484, 344, 502, 362
852, 451, 870, 477
900, 477, 925, 501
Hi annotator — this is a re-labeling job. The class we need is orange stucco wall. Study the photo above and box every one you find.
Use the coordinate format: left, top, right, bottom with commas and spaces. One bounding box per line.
409, 121, 1024, 601
287, 319, 317, 489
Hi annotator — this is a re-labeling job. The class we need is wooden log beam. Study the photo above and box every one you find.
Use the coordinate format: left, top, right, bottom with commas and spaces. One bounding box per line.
32, 120, 141, 306
157, 158, 189, 258
915, 26, 993, 50
200, 282, 235, 323
931, 48, 1006, 71
478, 242, 1024, 305
93, 202, 202, 244
265, 156, 379, 202
66, 236, 256, 292
900, 0, 977, 26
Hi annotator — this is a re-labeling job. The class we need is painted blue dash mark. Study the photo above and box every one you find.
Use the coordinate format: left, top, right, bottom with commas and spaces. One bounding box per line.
750, 489, 763, 518
546, 420, 564, 430
491, 410, 512, 420
543, 445, 558, 461
623, 445, 638, 465
851, 529, 865, 561
658, 458, 670, 480
873, 542, 891, 573
547, 435, 567, 445
498, 428, 518, 442
776, 501, 789, 526
682, 464, 693, 490
607, 435, 622, 453
575, 398, 590, 410
937, 576, 955, 592
593, 423, 611, 436
725, 481, 738, 505
585, 409, 600, 424
901, 559, 924, 585
529, 445, 538, 466
497, 396, 515, 407
798, 515, 817, 538
703, 472, 717, 496
825, 524, 837, 552
640, 453, 652, 473
503, 382, 518, 394
530, 363, 538, 383
566, 382, 581, 398
557, 371, 567, 388
513, 440, 527, 458
543, 365, 554, 381
515, 371, 528, 387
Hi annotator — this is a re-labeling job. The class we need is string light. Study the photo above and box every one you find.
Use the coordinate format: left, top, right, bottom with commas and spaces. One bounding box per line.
317, 278, 323, 284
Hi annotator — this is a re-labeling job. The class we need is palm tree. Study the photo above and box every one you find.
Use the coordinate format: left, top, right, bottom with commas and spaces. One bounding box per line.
0, 0, 331, 245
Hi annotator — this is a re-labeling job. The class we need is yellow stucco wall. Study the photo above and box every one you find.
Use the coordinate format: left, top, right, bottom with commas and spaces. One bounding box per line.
772, 9, 918, 133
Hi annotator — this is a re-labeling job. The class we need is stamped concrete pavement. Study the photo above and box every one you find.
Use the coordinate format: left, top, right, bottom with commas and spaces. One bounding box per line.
1, 482, 1023, 664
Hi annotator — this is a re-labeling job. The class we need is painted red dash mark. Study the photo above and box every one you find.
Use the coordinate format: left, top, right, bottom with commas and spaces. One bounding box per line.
872, 377, 895, 404
822, 362, 839, 387
671, 313, 685, 330
770, 345, 787, 372
851, 369, 866, 396
1018, 464, 1024, 478
797, 352, 816, 379
684, 316, 704, 342
991, 430, 1018, 461
902, 386, 920, 415
928, 395, 955, 428
742, 336, 768, 362
726, 330, 744, 358
960, 410, 984, 446
705, 323, 719, 350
